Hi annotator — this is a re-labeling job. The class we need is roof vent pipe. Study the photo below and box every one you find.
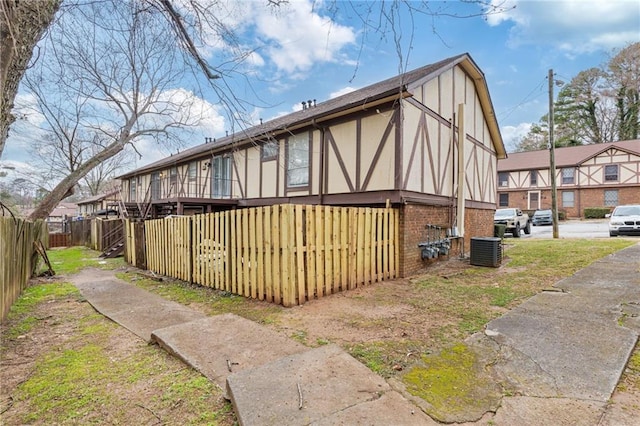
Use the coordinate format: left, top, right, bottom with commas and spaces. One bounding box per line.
313, 99, 316, 107
302, 101, 307, 110
308, 99, 312, 108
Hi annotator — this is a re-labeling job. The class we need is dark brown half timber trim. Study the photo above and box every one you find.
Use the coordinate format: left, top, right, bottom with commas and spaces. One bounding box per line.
361, 108, 397, 191
326, 129, 355, 193
356, 118, 362, 191
405, 97, 452, 127
231, 154, 245, 199
403, 112, 423, 190
395, 104, 403, 190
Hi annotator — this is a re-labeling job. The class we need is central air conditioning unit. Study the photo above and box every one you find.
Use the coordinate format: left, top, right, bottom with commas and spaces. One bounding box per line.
470, 237, 502, 267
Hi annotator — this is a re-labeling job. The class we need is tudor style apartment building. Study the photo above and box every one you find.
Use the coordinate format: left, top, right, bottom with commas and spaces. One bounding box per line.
497, 139, 640, 218
117, 53, 507, 276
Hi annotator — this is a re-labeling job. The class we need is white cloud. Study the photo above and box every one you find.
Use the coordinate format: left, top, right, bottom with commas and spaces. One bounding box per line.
485, 0, 640, 53
501, 122, 532, 152
329, 86, 357, 99
254, 0, 356, 73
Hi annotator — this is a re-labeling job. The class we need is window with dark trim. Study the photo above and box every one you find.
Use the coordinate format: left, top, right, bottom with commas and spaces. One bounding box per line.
499, 193, 509, 207
287, 134, 309, 188
604, 164, 619, 182
151, 172, 160, 200
261, 140, 279, 161
530, 170, 538, 186
129, 177, 137, 201
561, 168, 574, 185
212, 155, 232, 198
498, 172, 509, 188
188, 162, 197, 181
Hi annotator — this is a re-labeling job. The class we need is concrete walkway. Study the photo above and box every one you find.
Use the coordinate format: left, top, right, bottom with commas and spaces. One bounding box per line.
71, 243, 640, 425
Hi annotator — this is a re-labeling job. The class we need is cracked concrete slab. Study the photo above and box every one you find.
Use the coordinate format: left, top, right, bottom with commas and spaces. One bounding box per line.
151, 314, 307, 392
226, 344, 394, 426
482, 244, 640, 402
73, 268, 205, 342
491, 396, 606, 426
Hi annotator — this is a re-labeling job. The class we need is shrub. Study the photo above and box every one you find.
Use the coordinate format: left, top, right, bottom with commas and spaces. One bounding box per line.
584, 207, 611, 219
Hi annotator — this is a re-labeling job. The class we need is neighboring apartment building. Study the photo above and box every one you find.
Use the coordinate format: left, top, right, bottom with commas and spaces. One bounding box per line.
76, 189, 119, 217
497, 140, 640, 217
118, 53, 506, 276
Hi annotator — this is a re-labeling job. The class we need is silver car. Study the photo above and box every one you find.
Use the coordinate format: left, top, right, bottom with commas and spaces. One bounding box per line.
608, 205, 640, 237
532, 209, 553, 226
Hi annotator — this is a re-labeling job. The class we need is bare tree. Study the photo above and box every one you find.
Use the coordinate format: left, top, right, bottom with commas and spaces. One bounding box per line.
26, 0, 210, 220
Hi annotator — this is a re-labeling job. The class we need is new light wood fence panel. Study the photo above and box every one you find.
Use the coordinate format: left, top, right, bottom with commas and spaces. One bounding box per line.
142, 205, 398, 307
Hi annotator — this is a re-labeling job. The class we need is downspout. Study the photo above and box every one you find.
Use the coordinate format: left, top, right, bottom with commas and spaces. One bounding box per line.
456, 103, 466, 238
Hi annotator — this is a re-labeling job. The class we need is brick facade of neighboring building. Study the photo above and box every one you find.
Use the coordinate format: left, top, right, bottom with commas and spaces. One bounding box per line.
498, 140, 640, 218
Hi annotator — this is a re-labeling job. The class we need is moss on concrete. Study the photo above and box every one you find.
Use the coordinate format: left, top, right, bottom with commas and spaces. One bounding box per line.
402, 343, 502, 423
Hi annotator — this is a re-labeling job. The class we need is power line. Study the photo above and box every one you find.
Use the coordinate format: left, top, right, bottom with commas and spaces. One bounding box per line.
497, 77, 547, 122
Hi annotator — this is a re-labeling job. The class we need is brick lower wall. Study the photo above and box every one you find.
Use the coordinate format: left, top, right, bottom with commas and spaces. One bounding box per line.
498, 186, 640, 218
398, 204, 494, 277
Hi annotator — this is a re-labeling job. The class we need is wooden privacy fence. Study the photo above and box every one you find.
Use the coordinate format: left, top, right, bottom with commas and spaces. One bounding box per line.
143, 205, 399, 307
124, 219, 146, 270
1, 217, 48, 322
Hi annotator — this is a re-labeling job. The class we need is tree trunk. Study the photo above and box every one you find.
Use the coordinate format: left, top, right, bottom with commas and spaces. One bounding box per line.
28, 136, 129, 220
0, 0, 60, 158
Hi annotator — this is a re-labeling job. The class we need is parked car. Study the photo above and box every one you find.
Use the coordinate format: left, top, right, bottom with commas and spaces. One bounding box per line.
531, 209, 553, 226
608, 205, 640, 237
494, 208, 531, 237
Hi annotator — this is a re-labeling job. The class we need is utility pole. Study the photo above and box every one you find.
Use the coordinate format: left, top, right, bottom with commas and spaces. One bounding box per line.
549, 69, 559, 239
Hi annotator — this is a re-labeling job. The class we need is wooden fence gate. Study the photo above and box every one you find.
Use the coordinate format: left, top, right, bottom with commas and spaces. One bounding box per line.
140, 205, 399, 307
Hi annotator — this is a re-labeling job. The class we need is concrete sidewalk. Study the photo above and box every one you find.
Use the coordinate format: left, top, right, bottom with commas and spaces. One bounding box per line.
71, 243, 640, 425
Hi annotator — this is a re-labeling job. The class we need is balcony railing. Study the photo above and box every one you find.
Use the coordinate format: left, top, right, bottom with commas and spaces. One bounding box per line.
127, 175, 238, 203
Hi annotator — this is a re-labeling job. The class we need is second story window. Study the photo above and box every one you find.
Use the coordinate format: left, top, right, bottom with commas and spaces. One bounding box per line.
151, 172, 161, 200
212, 155, 231, 198
498, 172, 509, 187
170, 167, 177, 185
287, 133, 309, 188
604, 164, 619, 182
561, 168, 574, 185
261, 140, 279, 161
129, 177, 137, 201
188, 162, 197, 181
530, 171, 538, 186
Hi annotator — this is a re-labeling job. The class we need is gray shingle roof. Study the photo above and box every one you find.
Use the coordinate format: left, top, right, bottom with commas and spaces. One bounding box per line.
119, 53, 501, 178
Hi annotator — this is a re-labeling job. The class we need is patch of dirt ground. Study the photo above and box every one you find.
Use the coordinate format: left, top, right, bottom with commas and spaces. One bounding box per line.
0, 276, 234, 426
2, 258, 640, 425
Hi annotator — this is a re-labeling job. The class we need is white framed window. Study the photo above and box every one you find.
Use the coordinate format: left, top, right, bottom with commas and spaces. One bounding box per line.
562, 191, 575, 208
604, 189, 618, 206
287, 133, 309, 188
604, 164, 619, 182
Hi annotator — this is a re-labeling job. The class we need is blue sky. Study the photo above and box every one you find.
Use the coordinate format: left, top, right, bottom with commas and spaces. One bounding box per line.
2, 0, 639, 178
